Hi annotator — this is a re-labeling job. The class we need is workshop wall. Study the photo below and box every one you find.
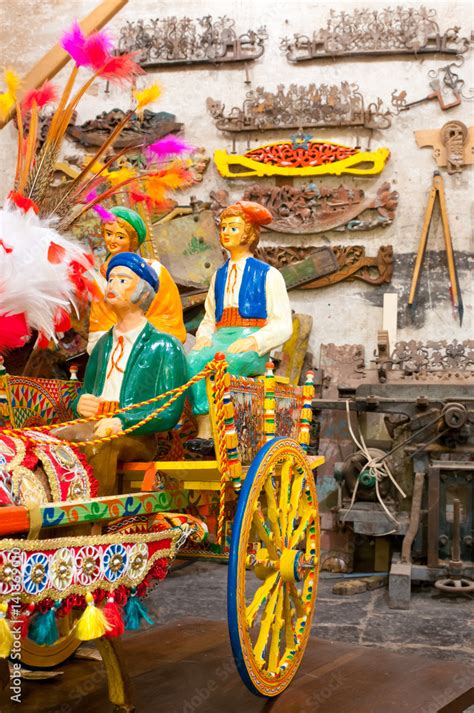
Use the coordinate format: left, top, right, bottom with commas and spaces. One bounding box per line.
0, 0, 472, 362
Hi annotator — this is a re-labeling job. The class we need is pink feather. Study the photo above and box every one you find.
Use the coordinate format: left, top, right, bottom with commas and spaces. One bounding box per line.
93, 204, 116, 222
61, 21, 113, 69
146, 135, 194, 162
84, 190, 98, 203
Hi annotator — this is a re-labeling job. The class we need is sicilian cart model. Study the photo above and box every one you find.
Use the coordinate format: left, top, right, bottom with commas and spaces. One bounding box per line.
0, 356, 323, 704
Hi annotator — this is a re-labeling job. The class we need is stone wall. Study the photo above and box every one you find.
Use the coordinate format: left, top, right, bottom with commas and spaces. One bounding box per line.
0, 0, 472, 361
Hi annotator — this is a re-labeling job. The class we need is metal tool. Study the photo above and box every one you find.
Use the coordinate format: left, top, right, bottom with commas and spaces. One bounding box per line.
408, 171, 463, 325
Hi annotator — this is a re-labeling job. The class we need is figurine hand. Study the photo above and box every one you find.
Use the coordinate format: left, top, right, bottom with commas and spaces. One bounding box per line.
77, 394, 101, 418
192, 336, 213, 351
227, 336, 258, 354
94, 417, 123, 438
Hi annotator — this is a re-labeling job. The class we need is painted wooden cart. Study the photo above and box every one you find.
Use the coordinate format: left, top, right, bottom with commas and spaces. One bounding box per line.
0, 355, 323, 700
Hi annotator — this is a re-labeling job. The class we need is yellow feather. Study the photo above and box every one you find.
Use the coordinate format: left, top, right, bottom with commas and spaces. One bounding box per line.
107, 166, 137, 186
4, 69, 20, 97
133, 84, 161, 111
0, 92, 15, 121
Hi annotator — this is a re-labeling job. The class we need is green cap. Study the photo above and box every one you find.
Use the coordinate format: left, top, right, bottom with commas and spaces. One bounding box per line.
109, 206, 147, 245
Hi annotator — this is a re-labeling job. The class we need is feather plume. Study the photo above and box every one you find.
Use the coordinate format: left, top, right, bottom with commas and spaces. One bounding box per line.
22, 81, 58, 114
4, 69, 20, 96
107, 166, 137, 187
93, 204, 116, 222
60, 22, 113, 69
0, 206, 95, 345
0, 92, 15, 122
99, 53, 143, 84
146, 135, 194, 161
133, 85, 161, 112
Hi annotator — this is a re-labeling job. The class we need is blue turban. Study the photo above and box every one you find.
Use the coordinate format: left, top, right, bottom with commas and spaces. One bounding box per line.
106, 252, 159, 293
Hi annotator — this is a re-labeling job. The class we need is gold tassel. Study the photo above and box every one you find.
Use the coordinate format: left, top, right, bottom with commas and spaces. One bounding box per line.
225, 432, 238, 450
0, 603, 13, 658
76, 593, 110, 641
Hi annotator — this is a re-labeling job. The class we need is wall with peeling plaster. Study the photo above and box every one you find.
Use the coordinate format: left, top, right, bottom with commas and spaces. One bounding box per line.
0, 0, 472, 364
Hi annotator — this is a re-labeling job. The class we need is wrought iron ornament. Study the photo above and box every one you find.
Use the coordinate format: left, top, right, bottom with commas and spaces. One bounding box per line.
391, 340, 474, 373
207, 83, 391, 132
117, 16, 267, 67
281, 7, 470, 62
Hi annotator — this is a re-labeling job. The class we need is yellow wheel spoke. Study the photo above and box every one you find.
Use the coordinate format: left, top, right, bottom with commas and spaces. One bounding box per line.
286, 465, 305, 541
290, 508, 314, 549
264, 476, 283, 550
246, 571, 279, 628
268, 584, 285, 672
283, 583, 297, 649
289, 582, 307, 618
278, 458, 292, 543
253, 579, 281, 666
252, 507, 279, 561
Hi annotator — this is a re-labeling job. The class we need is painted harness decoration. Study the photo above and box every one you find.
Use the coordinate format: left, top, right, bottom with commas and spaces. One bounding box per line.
281, 6, 470, 62
214, 138, 391, 178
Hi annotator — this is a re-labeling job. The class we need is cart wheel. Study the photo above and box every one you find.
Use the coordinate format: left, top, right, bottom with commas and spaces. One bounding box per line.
20, 613, 80, 668
228, 437, 320, 697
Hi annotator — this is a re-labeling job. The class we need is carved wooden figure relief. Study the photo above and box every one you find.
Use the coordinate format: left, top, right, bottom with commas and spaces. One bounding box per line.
415, 121, 474, 174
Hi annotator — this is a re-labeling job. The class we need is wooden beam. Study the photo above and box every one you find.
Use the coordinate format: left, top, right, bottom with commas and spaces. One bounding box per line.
0, 0, 128, 129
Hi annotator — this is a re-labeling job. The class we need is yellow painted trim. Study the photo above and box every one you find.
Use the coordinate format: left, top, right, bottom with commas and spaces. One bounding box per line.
214, 145, 390, 178
183, 480, 221, 491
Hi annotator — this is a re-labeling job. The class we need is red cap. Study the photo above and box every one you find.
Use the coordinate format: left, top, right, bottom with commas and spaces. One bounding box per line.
230, 201, 273, 226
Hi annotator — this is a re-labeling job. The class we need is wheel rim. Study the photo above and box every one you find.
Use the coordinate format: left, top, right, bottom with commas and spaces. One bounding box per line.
228, 437, 320, 697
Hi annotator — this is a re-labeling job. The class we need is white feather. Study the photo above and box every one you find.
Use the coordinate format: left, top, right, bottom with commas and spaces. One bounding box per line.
0, 205, 92, 340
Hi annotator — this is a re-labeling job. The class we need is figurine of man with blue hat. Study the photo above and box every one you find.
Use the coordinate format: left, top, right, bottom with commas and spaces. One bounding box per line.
55, 252, 188, 494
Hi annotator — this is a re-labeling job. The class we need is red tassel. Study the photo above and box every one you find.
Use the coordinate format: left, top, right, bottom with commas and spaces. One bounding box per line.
12, 603, 35, 638
47, 241, 66, 264
104, 595, 124, 638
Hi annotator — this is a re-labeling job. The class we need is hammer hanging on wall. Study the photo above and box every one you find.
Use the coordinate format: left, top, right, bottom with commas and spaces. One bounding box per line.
408, 171, 463, 325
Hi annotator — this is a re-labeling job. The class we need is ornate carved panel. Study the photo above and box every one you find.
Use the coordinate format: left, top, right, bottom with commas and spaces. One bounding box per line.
255, 245, 393, 288
240, 182, 398, 234
117, 16, 267, 67
281, 7, 470, 62
207, 83, 391, 132
214, 138, 390, 178
66, 109, 183, 149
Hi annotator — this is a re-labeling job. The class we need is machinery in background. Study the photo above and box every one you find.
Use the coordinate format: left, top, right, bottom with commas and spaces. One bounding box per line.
313, 335, 473, 608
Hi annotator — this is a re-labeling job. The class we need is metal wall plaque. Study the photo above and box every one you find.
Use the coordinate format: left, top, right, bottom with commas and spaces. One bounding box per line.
240, 182, 398, 234
117, 16, 267, 67
281, 7, 470, 62
207, 83, 391, 133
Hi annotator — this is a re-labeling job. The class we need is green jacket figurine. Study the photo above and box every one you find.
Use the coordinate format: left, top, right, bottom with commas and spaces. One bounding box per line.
75, 322, 187, 435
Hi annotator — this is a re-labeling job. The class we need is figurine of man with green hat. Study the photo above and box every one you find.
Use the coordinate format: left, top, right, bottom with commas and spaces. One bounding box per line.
88, 206, 186, 352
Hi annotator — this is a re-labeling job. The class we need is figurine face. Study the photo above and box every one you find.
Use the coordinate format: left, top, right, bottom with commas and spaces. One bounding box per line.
105, 266, 140, 310
219, 215, 247, 251
102, 220, 132, 256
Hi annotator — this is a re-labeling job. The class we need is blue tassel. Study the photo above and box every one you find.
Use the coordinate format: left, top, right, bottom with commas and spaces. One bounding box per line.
28, 603, 60, 646
124, 588, 154, 631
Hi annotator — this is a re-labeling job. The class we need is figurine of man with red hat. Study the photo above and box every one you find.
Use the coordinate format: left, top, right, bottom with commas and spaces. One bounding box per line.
186, 201, 293, 453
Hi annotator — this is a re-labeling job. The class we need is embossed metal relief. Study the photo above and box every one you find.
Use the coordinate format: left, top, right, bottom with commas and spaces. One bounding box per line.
255, 245, 393, 288
117, 16, 267, 67
66, 109, 183, 149
415, 121, 474, 175
240, 182, 398, 234
281, 7, 470, 61
391, 340, 474, 373
207, 83, 391, 133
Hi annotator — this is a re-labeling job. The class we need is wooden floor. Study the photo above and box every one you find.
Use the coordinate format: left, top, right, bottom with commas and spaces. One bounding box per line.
1, 618, 473, 713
